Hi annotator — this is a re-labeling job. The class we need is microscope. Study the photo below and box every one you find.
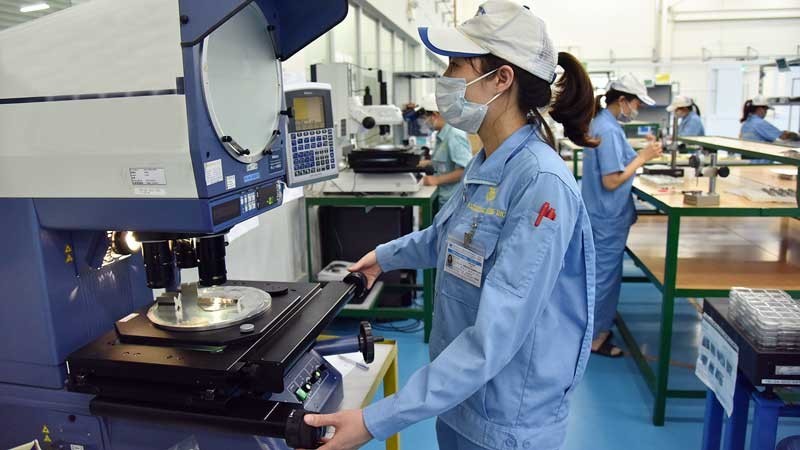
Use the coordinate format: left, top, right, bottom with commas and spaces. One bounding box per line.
683, 152, 731, 206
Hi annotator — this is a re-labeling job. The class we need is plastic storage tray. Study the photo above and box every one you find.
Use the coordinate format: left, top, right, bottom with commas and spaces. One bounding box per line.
729, 287, 800, 350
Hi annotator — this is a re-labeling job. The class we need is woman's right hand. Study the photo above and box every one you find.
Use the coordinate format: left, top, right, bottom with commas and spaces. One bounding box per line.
640, 140, 664, 162
349, 251, 383, 289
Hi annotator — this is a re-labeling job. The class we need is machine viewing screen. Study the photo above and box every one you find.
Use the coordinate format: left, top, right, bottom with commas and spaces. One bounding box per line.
293, 96, 326, 131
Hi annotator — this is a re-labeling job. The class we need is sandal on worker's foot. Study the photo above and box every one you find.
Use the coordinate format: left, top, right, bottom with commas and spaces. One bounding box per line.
592, 330, 624, 358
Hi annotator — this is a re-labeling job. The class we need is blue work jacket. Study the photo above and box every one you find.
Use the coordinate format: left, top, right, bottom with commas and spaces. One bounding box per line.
363, 125, 596, 450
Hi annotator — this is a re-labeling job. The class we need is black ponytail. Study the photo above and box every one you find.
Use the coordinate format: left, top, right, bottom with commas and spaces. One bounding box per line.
740, 100, 755, 123
550, 52, 600, 148
470, 52, 599, 149
691, 103, 701, 117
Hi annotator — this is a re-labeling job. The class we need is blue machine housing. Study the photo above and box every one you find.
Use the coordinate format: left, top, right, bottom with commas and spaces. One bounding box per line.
0, 1, 349, 448
31, 0, 348, 234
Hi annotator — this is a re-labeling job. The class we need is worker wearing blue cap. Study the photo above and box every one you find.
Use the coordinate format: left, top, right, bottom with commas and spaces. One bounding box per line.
300, 1, 597, 449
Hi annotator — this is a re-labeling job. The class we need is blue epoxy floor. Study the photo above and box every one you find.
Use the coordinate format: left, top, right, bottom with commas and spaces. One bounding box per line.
326, 259, 800, 449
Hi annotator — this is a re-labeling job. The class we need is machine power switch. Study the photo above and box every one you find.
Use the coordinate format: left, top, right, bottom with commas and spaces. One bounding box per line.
294, 388, 308, 401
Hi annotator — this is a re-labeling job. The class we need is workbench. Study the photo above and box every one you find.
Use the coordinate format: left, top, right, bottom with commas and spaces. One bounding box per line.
338, 341, 400, 450
305, 187, 438, 342
561, 138, 778, 181
620, 138, 800, 426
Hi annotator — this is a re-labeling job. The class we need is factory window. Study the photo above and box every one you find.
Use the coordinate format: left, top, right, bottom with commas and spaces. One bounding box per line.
333, 4, 357, 64
379, 25, 393, 72
393, 34, 405, 72
360, 14, 378, 70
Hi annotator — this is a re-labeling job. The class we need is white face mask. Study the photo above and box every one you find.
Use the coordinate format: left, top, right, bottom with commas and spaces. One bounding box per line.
435, 69, 504, 134
617, 99, 639, 123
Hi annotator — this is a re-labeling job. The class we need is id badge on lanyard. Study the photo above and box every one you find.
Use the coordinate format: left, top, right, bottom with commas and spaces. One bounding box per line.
444, 215, 485, 288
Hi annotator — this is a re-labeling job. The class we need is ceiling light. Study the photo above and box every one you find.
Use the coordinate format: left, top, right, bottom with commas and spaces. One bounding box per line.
20, 3, 50, 13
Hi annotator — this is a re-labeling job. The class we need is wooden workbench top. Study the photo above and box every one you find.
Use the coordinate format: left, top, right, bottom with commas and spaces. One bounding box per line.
627, 216, 800, 291
633, 165, 797, 210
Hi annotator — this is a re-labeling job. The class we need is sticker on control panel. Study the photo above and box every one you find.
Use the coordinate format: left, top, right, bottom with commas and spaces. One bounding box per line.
204, 159, 223, 186
246, 163, 258, 172
225, 175, 236, 190
129, 168, 166, 186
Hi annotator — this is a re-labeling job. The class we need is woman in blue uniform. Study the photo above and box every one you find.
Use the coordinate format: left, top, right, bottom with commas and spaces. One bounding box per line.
301, 1, 597, 449
667, 95, 705, 136
740, 95, 798, 142
584, 74, 663, 358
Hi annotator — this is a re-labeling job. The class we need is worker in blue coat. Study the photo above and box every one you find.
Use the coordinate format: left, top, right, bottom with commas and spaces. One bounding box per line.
300, 1, 597, 449
667, 95, 705, 136
583, 74, 663, 358
417, 93, 474, 207
740, 95, 798, 142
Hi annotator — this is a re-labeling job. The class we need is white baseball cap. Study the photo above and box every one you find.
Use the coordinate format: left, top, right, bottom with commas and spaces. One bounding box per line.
417, 0, 556, 83
418, 93, 438, 113
607, 73, 656, 106
666, 95, 693, 112
751, 95, 771, 107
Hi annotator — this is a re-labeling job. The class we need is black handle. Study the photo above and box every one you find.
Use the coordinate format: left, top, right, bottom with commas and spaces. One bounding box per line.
718, 166, 730, 178
344, 272, 368, 300
284, 409, 325, 449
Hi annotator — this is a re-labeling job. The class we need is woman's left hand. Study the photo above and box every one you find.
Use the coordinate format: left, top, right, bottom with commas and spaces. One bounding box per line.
422, 175, 439, 186
299, 409, 372, 450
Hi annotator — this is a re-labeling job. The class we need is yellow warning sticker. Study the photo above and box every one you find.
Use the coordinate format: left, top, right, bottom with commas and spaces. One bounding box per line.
65, 244, 74, 264
42, 425, 49, 434
65, 254, 74, 263
43, 435, 52, 443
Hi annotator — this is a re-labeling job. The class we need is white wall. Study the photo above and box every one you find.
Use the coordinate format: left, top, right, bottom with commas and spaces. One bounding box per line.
459, 0, 800, 137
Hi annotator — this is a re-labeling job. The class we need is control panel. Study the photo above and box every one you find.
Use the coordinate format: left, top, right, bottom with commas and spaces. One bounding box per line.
284, 82, 339, 188
209, 180, 282, 230
269, 350, 343, 414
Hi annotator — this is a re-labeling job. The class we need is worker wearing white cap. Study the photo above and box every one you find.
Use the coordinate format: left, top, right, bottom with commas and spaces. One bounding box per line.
667, 95, 705, 136
582, 74, 663, 358
740, 95, 798, 142
417, 93, 473, 207
302, 1, 597, 449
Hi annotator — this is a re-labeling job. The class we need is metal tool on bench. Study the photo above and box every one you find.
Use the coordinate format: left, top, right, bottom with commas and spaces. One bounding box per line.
683, 152, 730, 206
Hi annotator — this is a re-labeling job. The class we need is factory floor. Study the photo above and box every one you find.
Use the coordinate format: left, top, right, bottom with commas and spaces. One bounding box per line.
326, 259, 800, 450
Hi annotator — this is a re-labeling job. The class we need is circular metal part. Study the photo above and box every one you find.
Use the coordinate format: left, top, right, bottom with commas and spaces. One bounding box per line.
240, 323, 255, 334
201, 3, 281, 164
147, 283, 271, 332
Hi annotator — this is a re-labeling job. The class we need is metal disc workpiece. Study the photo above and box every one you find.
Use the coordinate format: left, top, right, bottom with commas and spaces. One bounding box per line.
147, 283, 272, 332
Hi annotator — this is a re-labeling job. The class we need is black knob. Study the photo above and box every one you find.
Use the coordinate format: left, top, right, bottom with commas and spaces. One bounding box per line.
284, 409, 325, 449
689, 155, 700, 169
221, 136, 232, 143
344, 272, 368, 300
358, 321, 378, 363
718, 166, 730, 178
362, 117, 376, 129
